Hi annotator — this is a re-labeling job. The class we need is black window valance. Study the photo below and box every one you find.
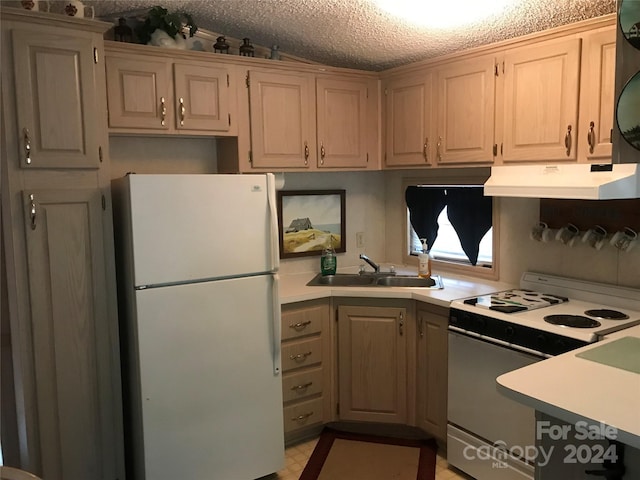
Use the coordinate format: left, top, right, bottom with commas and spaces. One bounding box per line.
405, 186, 492, 266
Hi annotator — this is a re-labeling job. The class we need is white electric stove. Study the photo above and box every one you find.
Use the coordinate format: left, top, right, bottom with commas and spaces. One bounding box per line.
450, 272, 640, 348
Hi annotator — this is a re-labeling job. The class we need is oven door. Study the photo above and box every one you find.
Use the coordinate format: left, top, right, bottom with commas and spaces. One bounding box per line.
448, 329, 542, 479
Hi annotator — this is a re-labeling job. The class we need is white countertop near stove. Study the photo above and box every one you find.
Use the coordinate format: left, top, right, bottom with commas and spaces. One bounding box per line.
278, 266, 514, 306
497, 324, 640, 449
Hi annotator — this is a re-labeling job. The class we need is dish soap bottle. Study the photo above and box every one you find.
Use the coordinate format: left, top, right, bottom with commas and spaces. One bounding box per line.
321, 235, 337, 276
418, 238, 432, 278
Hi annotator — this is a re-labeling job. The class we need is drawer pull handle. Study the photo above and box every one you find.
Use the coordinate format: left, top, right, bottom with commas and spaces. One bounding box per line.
291, 382, 313, 391
423, 137, 428, 162
289, 320, 311, 330
564, 125, 572, 156
23, 128, 32, 165
289, 351, 312, 362
179, 97, 186, 126
292, 412, 314, 422
160, 97, 166, 126
587, 121, 596, 154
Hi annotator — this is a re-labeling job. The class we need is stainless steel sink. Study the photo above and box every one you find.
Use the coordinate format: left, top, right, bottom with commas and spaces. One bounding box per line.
306, 273, 443, 289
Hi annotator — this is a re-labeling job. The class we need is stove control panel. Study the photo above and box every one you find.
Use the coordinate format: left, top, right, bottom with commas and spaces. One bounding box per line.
449, 308, 589, 356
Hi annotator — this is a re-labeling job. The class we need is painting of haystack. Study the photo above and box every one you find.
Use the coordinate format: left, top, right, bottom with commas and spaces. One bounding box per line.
277, 190, 346, 258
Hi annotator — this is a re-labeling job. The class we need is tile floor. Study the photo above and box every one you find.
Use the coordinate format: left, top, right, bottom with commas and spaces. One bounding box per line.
273, 436, 473, 480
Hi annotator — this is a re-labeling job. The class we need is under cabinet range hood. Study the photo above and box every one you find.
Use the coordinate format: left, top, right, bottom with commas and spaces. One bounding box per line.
483, 163, 640, 200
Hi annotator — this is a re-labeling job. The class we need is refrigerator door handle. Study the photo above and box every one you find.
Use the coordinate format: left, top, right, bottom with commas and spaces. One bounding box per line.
266, 173, 280, 272
272, 273, 282, 375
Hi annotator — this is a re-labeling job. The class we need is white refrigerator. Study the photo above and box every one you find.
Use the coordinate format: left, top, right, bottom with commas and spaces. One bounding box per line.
111, 173, 284, 480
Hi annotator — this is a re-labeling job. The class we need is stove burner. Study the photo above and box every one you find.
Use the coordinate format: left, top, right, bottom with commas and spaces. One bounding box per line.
544, 314, 601, 328
584, 309, 630, 320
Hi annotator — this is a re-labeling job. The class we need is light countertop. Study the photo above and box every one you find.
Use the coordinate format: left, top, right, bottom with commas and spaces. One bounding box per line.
278, 266, 514, 306
497, 324, 640, 449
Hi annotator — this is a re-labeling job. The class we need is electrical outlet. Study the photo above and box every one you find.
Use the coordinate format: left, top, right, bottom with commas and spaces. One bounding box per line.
356, 232, 365, 248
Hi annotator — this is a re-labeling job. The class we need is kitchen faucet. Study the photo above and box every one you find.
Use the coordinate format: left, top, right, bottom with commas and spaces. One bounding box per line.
359, 254, 380, 273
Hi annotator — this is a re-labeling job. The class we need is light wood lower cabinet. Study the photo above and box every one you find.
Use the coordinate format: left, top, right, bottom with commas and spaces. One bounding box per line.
416, 302, 449, 441
337, 302, 412, 424
280, 299, 332, 444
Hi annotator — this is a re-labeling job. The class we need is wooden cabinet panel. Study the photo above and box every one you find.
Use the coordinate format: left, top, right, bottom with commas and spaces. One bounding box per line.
502, 38, 581, 162
281, 301, 324, 341
281, 337, 323, 372
280, 299, 331, 444
416, 303, 448, 440
283, 397, 324, 434
12, 29, 101, 169
282, 367, 324, 403
173, 63, 231, 131
316, 77, 369, 168
105, 56, 171, 130
22, 188, 117, 480
384, 73, 433, 167
436, 56, 496, 165
578, 27, 616, 162
338, 305, 407, 423
248, 70, 315, 169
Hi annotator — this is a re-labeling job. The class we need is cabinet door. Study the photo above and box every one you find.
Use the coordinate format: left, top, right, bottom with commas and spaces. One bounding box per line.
316, 77, 369, 168
578, 27, 616, 162
416, 304, 448, 440
436, 56, 496, 165
173, 63, 231, 132
338, 305, 407, 423
12, 30, 100, 169
248, 70, 315, 169
21, 188, 120, 480
384, 73, 433, 167
105, 55, 172, 130
502, 38, 581, 162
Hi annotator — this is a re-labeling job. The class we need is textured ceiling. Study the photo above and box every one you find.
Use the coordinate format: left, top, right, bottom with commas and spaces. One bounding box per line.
88, 0, 617, 71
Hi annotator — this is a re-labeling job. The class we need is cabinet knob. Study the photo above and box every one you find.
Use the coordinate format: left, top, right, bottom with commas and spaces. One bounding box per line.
437, 136, 442, 162
320, 142, 326, 164
304, 141, 309, 165
423, 137, 429, 162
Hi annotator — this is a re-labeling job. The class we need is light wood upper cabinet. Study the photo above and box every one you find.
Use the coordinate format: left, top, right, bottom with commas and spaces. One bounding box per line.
338, 305, 408, 424
384, 72, 434, 167
578, 26, 616, 162
501, 37, 582, 162
173, 63, 231, 131
105, 50, 234, 134
247, 69, 315, 169
12, 29, 101, 169
246, 70, 376, 170
106, 55, 172, 130
435, 55, 496, 165
416, 303, 448, 441
316, 77, 370, 168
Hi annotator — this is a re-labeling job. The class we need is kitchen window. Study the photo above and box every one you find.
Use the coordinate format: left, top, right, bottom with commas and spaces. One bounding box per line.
403, 176, 499, 279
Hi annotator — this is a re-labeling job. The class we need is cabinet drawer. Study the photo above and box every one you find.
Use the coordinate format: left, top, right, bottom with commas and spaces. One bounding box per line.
283, 397, 324, 434
281, 304, 324, 340
282, 367, 324, 403
281, 337, 322, 372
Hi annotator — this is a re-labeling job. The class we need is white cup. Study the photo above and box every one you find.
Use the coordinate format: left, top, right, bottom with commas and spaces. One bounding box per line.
556, 223, 580, 246
581, 225, 607, 250
63, 0, 94, 19
20, 0, 50, 11
530, 222, 553, 242
610, 227, 637, 253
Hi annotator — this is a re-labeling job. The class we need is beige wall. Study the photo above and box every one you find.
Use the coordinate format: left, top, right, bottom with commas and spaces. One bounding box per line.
107, 136, 640, 288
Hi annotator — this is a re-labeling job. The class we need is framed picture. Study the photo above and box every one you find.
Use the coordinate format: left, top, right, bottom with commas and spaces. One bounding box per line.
277, 190, 346, 258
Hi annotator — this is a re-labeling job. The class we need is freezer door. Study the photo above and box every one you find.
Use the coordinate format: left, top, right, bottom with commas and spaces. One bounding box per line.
131, 275, 284, 480
124, 173, 278, 287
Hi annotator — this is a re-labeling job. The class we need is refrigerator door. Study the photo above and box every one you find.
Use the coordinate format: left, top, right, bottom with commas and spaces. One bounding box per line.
132, 275, 284, 480
124, 173, 279, 287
